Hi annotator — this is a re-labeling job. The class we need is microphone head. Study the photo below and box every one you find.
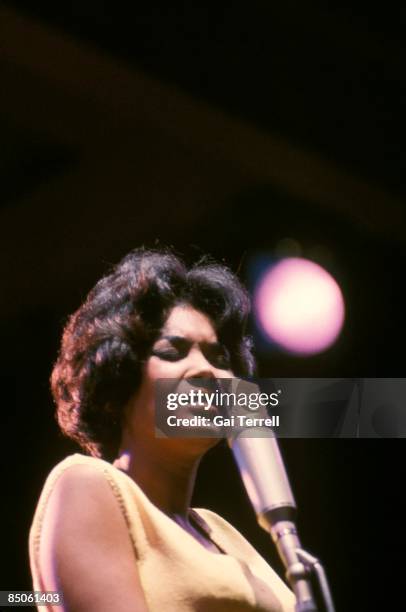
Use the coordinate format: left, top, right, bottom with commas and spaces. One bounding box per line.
228, 430, 297, 532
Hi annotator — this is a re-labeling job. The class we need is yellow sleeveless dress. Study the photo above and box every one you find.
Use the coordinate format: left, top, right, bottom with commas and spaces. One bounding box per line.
29, 453, 295, 611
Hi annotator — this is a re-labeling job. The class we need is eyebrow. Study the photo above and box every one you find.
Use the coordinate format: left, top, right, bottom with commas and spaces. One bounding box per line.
156, 335, 222, 349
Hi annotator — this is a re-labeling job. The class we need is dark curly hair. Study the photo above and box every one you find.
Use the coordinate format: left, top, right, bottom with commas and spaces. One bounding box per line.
51, 247, 256, 460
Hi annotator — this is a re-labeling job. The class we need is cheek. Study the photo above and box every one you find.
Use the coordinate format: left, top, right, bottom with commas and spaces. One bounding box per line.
221, 369, 234, 377
146, 356, 183, 379
213, 370, 234, 383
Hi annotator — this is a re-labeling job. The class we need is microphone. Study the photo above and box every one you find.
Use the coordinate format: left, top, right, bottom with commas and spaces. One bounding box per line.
227, 428, 296, 533
226, 379, 318, 611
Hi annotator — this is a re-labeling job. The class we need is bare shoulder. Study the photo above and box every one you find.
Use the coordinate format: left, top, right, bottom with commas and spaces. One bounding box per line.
38, 462, 148, 611
45, 461, 118, 511
41, 462, 123, 542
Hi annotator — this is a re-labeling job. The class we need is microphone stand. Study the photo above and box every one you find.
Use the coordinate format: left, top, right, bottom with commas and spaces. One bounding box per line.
228, 430, 336, 612
295, 549, 335, 612
262, 513, 335, 612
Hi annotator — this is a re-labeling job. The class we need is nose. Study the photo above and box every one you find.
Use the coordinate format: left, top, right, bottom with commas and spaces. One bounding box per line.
184, 347, 217, 380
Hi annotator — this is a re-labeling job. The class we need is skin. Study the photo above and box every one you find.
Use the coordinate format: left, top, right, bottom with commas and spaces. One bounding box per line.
38, 305, 234, 611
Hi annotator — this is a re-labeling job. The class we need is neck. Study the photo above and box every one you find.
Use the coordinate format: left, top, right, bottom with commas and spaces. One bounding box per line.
113, 437, 204, 518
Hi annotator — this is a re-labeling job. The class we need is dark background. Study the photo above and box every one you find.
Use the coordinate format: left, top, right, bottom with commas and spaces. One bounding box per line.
1, 2, 406, 610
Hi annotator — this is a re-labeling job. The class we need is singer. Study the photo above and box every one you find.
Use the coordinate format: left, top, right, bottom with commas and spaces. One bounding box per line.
29, 248, 295, 611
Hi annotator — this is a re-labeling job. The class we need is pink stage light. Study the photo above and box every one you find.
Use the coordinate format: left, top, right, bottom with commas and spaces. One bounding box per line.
254, 257, 345, 355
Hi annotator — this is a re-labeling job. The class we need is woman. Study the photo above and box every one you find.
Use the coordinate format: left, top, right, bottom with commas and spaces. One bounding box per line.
29, 248, 295, 611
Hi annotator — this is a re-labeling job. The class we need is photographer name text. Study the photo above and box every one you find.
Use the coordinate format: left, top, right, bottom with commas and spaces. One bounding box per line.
166, 414, 280, 428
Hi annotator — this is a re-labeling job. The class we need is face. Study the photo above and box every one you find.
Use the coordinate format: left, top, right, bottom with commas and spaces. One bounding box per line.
121, 304, 234, 455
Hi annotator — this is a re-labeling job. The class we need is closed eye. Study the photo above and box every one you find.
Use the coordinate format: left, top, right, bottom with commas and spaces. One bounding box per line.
203, 345, 231, 369
151, 348, 184, 362
151, 336, 231, 369
151, 337, 190, 361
